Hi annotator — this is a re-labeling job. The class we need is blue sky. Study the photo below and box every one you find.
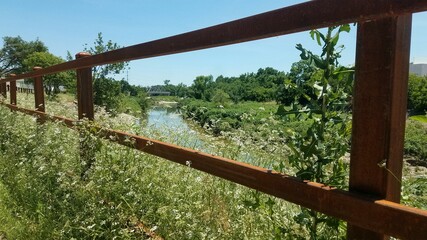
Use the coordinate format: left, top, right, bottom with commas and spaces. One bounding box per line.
1, 0, 427, 86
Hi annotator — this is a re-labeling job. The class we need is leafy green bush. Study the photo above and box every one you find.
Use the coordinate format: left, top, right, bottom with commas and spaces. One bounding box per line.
408, 74, 427, 114
180, 99, 280, 133
404, 120, 427, 162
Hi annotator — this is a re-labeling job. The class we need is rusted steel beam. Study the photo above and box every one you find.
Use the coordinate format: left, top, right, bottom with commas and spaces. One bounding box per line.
75, 52, 94, 120
347, 15, 412, 239
1, 0, 427, 83
0, 103, 426, 239
2, 103, 74, 126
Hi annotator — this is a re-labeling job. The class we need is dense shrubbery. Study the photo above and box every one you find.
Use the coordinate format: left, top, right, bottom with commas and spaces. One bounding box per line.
0, 104, 316, 239
408, 74, 427, 114
405, 120, 427, 163
181, 99, 283, 135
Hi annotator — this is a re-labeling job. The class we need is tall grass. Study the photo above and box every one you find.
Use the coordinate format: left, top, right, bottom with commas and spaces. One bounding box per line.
0, 97, 308, 239
0, 93, 425, 239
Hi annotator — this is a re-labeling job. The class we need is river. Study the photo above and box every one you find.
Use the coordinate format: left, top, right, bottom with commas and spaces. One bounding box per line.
143, 106, 206, 150
141, 106, 265, 166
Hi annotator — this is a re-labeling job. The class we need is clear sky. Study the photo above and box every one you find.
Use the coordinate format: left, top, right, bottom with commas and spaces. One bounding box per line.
1, 0, 427, 86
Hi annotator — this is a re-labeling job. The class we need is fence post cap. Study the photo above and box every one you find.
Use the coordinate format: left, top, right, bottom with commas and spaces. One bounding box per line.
33, 67, 42, 71
75, 52, 92, 58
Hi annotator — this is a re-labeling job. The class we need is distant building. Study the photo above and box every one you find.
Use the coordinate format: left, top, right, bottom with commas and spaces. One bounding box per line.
4, 80, 34, 93
16, 80, 34, 91
409, 60, 427, 76
147, 85, 170, 96
5, 80, 66, 93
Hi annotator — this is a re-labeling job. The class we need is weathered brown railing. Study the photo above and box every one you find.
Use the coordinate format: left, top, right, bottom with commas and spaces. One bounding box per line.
1, 0, 427, 239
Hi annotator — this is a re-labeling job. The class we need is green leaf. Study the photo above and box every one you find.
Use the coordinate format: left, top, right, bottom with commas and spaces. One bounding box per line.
331, 33, 340, 47
339, 24, 351, 33
312, 55, 327, 69
296, 44, 310, 60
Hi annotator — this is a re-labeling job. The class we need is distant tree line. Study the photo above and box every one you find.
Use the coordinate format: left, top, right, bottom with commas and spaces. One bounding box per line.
151, 61, 426, 115
149, 67, 287, 103
150, 62, 351, 108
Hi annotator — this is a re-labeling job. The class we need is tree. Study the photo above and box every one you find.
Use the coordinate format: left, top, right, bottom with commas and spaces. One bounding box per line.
0, 36, 48, 76
23, 52, 73, 96
211, 89, 231, 106
255, 67, 286, 87
213, 68, 285, 102
214, 75, 243, 103
175, 83, 189, 97
93, 77, 121, 111
83, 33, 128, 110
137, 90, 150, 113
281, 25, 353, 239
276, 60, 318, 106
190, 75, 213, 100
84, 32, 128, 80
408, 73, 427, 114
119, 80, 139, 96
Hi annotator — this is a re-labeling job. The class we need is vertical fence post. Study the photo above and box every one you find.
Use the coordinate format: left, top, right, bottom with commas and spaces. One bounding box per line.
0, 80, 6, 99
75, 52, 94, 120
33, 67, 45, 112
347, 15, 412, 240
75, 52, 94, 180
32, 66, 46, 124
9, 74, 17, 106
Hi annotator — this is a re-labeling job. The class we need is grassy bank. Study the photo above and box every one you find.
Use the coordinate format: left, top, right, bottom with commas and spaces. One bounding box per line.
0, 95, 425, 239
181, 99, 427, 165
410, 114, 427, 123
179, 99, 306, 137
0, 98, 308, 239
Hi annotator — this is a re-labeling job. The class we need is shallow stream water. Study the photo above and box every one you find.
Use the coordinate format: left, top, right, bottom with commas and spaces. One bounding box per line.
142, 106, 260, 166
144, 106, 206, 150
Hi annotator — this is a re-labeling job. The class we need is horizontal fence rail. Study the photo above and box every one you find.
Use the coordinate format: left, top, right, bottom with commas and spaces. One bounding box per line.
2, 103, 427, 239
1, 0, 427, 83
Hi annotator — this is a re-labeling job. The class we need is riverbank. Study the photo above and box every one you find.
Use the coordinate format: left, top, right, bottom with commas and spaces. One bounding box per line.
178, 98, 427, 210
0, 94, 305, 239
179, 98, 427, 164
0, 93, 425, 239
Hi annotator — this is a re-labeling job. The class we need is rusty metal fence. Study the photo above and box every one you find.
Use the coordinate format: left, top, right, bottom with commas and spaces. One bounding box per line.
1, 0, 427, 239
